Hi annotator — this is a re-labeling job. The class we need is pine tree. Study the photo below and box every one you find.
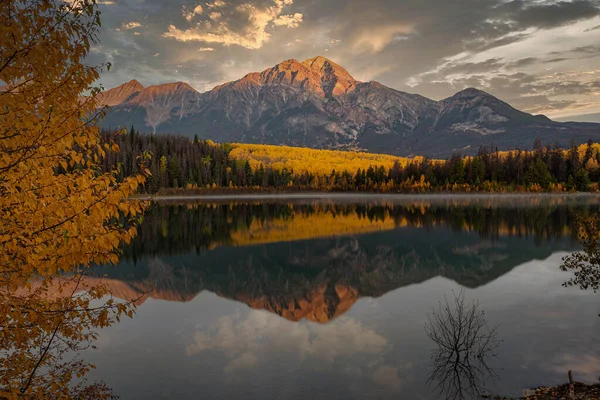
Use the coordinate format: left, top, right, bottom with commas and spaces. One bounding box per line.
525, 158, 553, 188
575, 169, 590, 191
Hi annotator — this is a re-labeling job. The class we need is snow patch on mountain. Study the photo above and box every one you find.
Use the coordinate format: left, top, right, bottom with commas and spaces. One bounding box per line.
450, 122, 505, 135
476, 106, 509, 124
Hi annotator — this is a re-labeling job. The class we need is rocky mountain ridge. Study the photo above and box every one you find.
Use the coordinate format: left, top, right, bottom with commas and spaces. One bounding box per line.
99, 56, 600, 157
96, 79, 145, 107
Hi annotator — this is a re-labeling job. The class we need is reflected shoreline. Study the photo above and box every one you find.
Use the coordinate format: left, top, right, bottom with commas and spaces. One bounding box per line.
138, 192, 600, 205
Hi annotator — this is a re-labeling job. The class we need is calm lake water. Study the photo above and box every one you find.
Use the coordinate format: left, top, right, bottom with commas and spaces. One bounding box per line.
86, 194, 600, 399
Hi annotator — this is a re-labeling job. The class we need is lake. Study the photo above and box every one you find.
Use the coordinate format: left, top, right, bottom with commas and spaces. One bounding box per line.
85, 194, 600, 399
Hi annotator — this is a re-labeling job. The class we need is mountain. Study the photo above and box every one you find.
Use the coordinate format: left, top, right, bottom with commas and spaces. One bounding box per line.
100, 56, 600, 157
99, 81, 200, 129
96, 79, 145, 107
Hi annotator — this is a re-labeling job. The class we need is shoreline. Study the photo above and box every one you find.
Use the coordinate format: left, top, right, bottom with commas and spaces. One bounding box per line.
517, 380, 600, 400
133, 191, 600, 203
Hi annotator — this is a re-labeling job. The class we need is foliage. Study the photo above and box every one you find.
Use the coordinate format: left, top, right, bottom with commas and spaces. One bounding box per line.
561, 215, 600, 292
575, 168, 590, 192
101, 129, 247, 191
524, 158, 553, 189
0, 1, 146, 398
229, 143, 419, 175
105, 131, 600, 194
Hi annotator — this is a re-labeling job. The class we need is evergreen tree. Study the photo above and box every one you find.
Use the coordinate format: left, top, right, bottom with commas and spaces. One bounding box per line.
568, 139, 580, 177
575, 169, 590, 191
448, 154, 465, 184
524, 158, 552, 188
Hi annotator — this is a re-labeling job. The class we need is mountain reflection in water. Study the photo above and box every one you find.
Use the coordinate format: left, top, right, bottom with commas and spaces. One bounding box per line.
91, 197, 595, 323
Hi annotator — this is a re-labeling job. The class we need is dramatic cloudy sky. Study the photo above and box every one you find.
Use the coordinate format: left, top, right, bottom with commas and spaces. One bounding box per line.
88, 0, 600, 119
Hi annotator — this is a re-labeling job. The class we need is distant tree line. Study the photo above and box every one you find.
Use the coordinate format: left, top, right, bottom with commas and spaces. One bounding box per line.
380, 138, 595, 192
101, 128, 599, 193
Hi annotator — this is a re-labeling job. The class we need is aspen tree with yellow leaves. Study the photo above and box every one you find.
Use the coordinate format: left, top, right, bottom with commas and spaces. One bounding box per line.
0, 0, 147, 398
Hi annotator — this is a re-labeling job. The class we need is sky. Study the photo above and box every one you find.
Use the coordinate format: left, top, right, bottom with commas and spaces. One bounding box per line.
87, 0, 600, 119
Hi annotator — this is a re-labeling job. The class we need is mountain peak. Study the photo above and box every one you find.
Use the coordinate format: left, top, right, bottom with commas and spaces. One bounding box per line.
125, 81, 199, 106
147, 81, 197, 92
276, 58, 304, 68
302, 55, 332, 68
438, 86, 537, 134
246, 56, 357, 97
96, 79, 145, 107
442, 87, 505, 106
300, 56, 357, 96
454, 87, 488, 97
301, 56, 355, 81
123, 79, 144, 89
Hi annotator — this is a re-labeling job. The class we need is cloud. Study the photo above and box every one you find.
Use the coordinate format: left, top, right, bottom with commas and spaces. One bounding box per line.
507, 0, 600, 30
163, 0, 303, 49
122, 21, 141, 30
185, 310, 412, 387
186, 311, 389, 361
206, 0, 227, 8
183, 4, 204, 22
208, 11, 222, 20
442, 58, 505, 76
372, 365, 404, 389
352, 24, 413, 53
273, 12, 303, 28
198, 47, 215, 51
585, 24, 600, 31
572, 44, 600, 54
286, 38, 302, 46
544, 57, 568, 63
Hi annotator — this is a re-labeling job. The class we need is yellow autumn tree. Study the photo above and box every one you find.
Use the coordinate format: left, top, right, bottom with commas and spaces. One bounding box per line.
0, 0, 147, 398
229, 143, 419, 176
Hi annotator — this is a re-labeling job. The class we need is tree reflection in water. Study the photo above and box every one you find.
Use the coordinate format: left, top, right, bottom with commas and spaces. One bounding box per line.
425, 290, 501, 400
561, 215, 600, 293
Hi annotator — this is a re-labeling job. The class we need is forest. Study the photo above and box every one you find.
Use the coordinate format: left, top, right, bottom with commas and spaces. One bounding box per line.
101, 127, 600, 193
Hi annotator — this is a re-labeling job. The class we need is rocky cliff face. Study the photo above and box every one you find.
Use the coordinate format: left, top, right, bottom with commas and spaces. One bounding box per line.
100, 56, 600, 157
